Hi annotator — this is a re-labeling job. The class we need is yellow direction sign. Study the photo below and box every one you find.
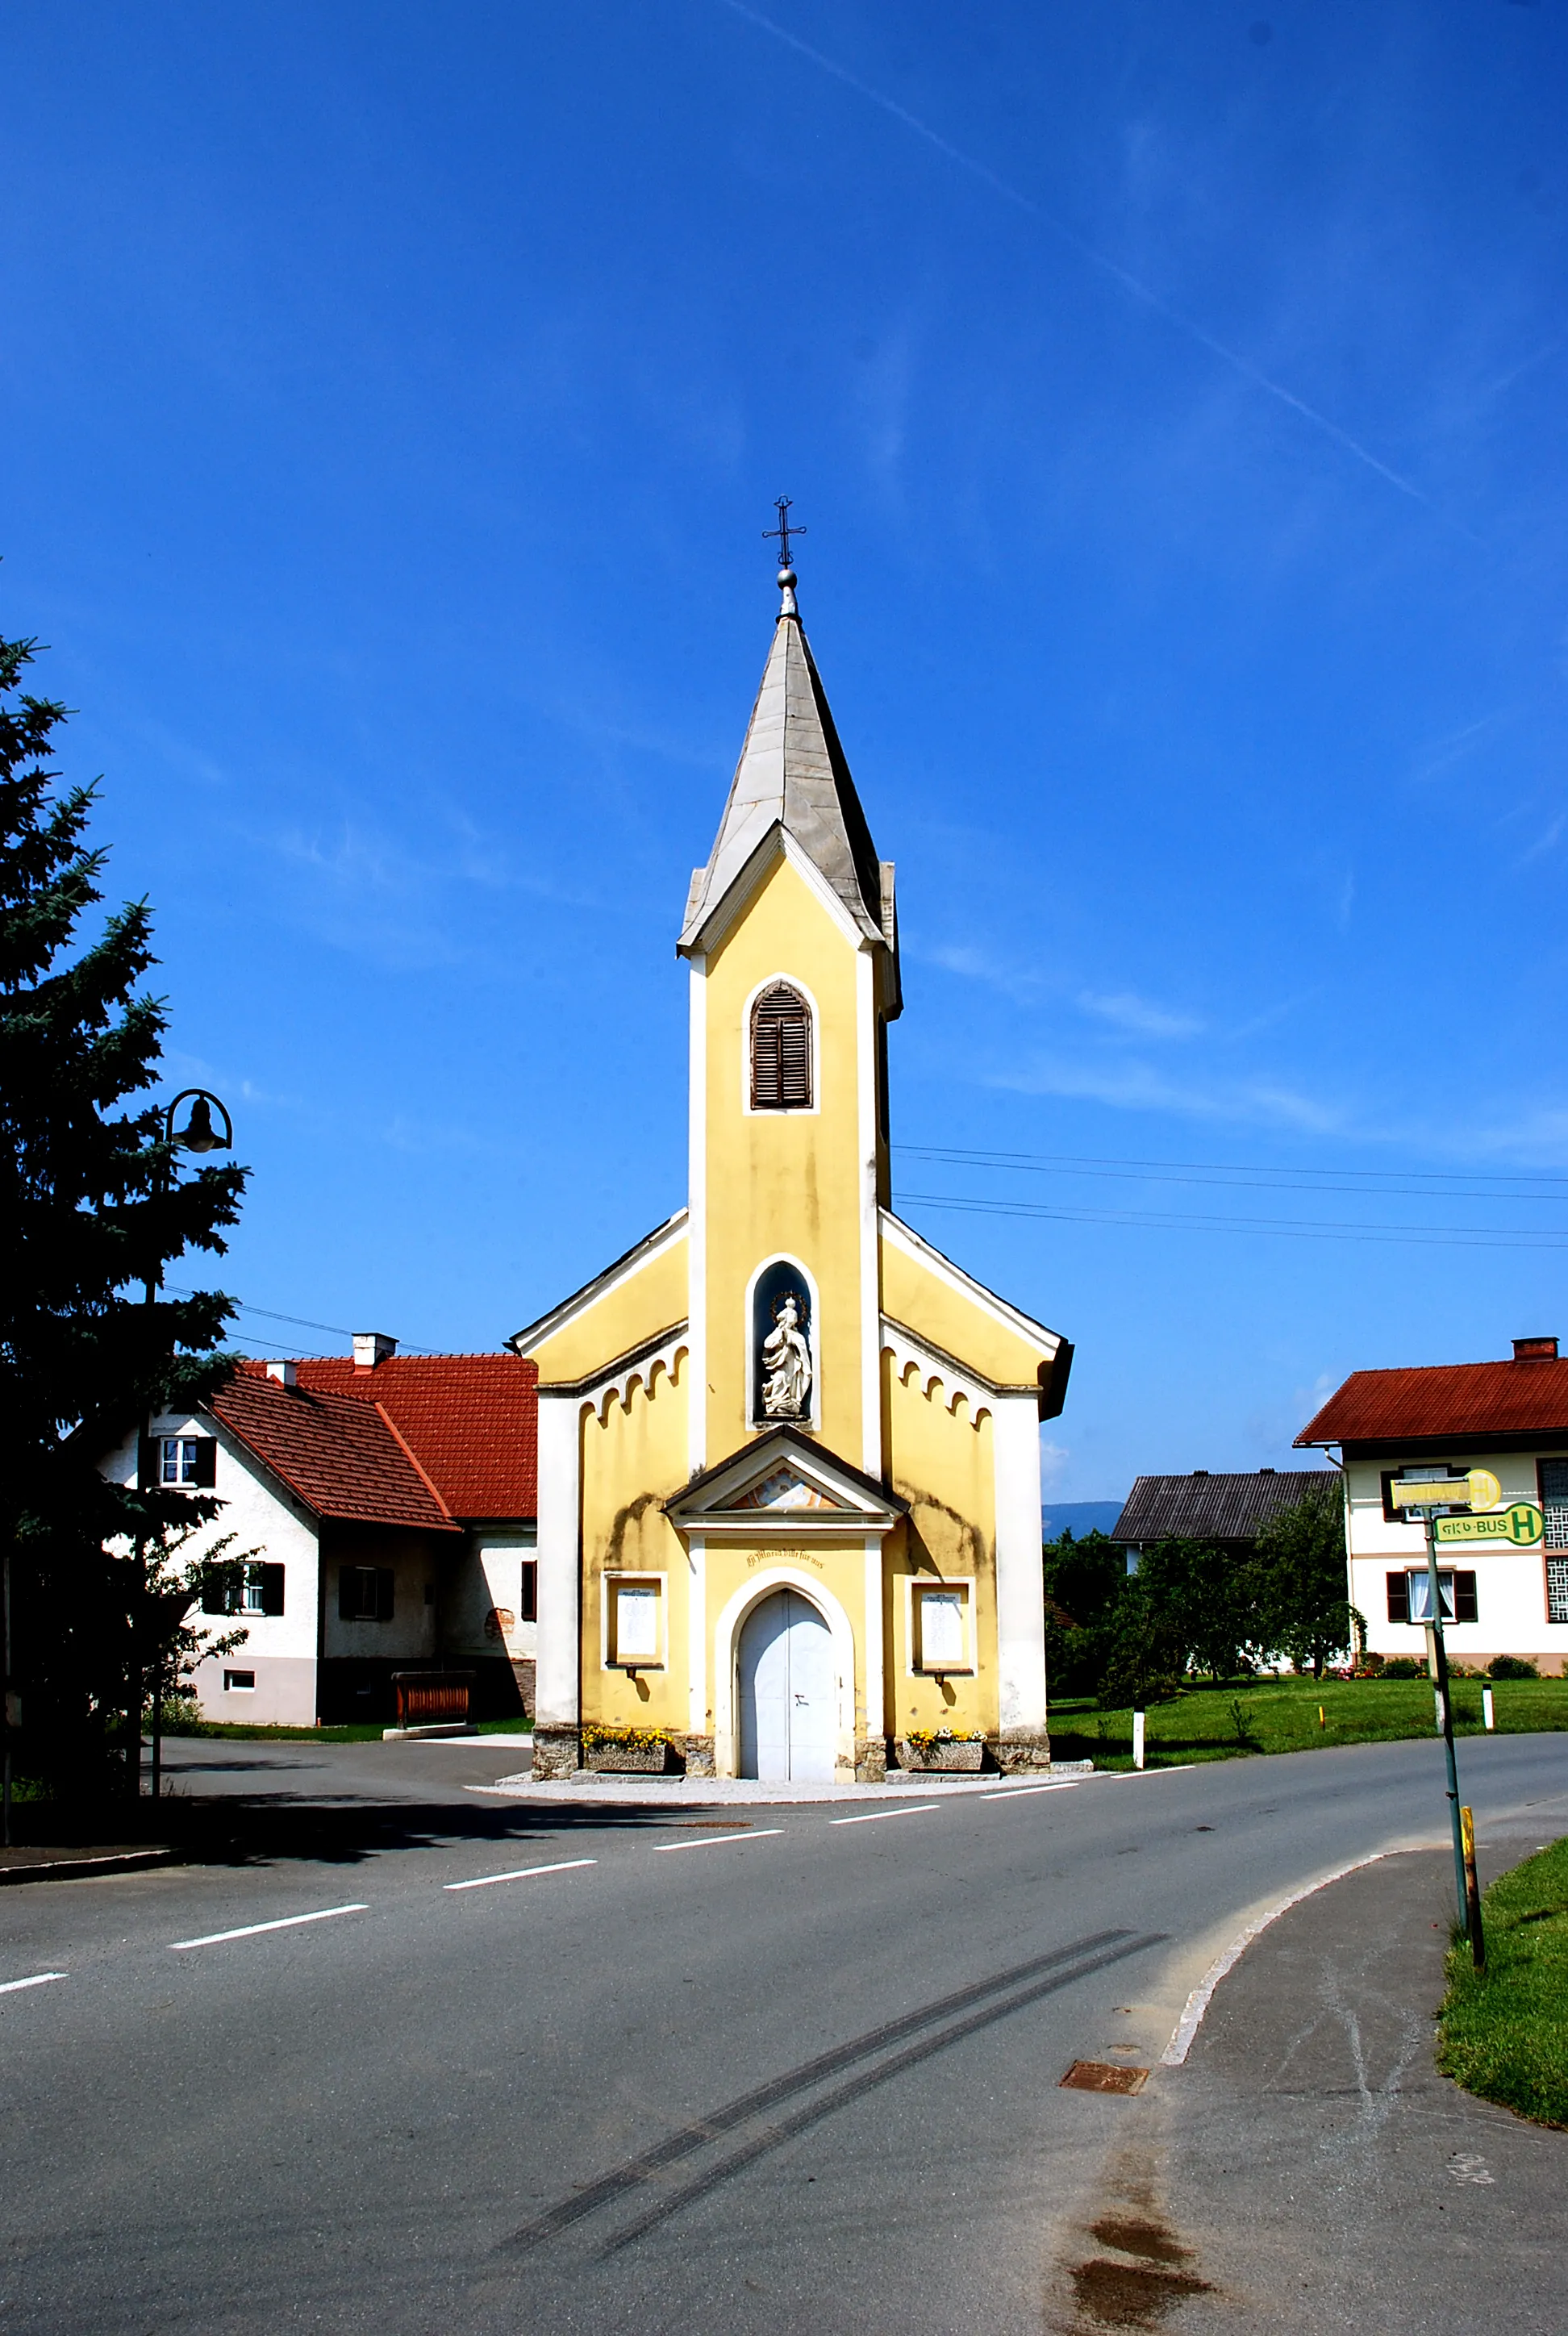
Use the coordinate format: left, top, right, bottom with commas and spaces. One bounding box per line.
1434, 1504, 1544, 1547
1389, 1468, 1502, 1513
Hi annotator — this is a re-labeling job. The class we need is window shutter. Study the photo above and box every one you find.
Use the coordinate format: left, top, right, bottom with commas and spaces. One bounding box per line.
1454, 1571, 1478, 1624
376, 1567, 395, 1621
519, 1559, 538, 1623
260, 1563, 286, 1617
191, 1438, 218, 1487
201, 1569, 228, 1618
750, 984, 811, 1110
1386, 1571, 1408, 1624
138, 1437, 159, 1491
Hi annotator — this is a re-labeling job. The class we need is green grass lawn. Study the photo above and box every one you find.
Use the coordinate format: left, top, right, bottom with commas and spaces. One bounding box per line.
1047, 1673, 1568, 1769
156, 1716, 535, 1743
1438, 1837, 1568, 2127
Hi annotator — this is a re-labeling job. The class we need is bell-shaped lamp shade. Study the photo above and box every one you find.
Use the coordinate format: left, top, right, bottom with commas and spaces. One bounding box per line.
177, 1095, 229, 1153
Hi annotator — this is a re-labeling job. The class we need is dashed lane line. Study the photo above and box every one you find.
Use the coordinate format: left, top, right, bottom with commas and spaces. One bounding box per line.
655, 1830, 785, 1853
169, 1904, 369, 1951
982, 1783, 1084, 1801
828, 1804, 940, 1826
0, 1972, 67, 1995
444, 1859, 598, 1892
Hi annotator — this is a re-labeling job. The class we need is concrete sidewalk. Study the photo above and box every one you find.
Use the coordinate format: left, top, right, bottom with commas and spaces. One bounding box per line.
469, 1762, 1095, 1804
1045, 1838, 1565, 2332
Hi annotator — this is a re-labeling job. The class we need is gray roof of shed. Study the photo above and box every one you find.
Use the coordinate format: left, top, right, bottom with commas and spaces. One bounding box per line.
1112, 1470, 1332, 1546
678, 590, 891, 956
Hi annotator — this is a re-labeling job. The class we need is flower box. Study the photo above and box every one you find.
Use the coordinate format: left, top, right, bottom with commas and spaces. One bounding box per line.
897, 1737, 985, 1773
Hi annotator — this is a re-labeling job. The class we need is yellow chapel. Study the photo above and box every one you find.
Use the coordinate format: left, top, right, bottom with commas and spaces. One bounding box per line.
512, 558, 1072, 1780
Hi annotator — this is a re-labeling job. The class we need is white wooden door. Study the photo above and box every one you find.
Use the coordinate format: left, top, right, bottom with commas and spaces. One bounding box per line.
737, 1589, 835, 1781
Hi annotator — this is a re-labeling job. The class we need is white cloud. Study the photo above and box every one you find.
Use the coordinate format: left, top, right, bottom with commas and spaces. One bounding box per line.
1077, 989, 1203, 1040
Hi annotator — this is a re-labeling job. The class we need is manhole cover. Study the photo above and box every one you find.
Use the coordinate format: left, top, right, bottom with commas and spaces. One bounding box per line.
1060, 2059, 1149, 2094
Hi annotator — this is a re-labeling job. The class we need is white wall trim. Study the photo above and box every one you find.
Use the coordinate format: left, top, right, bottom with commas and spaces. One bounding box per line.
511, 1211, 689, 1359
686, 1533, 707, 1737
711, 1567, 858, 1779
862, 1534, 885, 1746
878, 1207, 1063, 1358
681, 821, 874, 959
586, 1337, 689, 1425
686, 954, 707, 1477
742, 1252, 822, 1432
880, 1323, 994, 1426
857, 948, 882, 1479
739, 967, 822, 1119
992, 1394, 1047, 1732
534, 1392, 582, 1728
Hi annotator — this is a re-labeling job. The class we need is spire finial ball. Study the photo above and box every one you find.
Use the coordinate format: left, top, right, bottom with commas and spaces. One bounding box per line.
778, 565, 796, 590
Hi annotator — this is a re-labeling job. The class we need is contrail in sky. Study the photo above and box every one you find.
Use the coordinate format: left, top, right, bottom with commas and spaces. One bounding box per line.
719, 0, 1435, 512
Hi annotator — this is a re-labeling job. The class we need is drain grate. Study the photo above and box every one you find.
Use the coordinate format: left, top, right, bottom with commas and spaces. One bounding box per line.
1060, 2059, 1149, 2094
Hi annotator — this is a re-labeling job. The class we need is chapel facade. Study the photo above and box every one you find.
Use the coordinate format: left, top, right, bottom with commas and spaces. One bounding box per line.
513, 561, 1072, 1779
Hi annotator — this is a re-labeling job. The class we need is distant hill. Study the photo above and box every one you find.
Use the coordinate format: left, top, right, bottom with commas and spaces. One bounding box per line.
1040, 1500, 1125, 1541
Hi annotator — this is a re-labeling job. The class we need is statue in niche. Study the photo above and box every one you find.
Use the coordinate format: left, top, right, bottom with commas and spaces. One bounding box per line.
760, 1291, 811, 1420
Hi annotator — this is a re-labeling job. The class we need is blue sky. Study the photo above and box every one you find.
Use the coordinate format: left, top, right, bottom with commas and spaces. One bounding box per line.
6, 1, 1566, 1499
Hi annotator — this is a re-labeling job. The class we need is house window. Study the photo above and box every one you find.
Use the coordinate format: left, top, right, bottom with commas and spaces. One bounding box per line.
912, 1582, 973, 1674
1547, 1558, 1568, 1625
1540, 1460, 1568, 1552
340, 1566, 394, 1622
1405, 1570, 1478, 1625
605, 1575, 662, 1667
144, 1435, 217, 1489
519, 1559, 538, 1623
750, 982, 811, 1109
202, 1562, 284, 1617
223, 1670, 255, 1692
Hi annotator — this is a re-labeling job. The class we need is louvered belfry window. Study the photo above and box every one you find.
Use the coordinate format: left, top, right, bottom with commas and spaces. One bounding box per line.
751, 982, 812, 1109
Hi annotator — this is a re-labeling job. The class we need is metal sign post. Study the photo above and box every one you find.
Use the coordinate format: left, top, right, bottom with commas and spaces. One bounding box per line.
1387, 1473, 1512, 1940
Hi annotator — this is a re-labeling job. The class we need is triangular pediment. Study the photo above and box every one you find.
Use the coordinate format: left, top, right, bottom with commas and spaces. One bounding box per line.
664, 1427, 907, 1538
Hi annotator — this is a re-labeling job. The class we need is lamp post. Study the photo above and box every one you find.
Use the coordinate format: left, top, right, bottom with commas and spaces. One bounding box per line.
138, 1091, 233, 1802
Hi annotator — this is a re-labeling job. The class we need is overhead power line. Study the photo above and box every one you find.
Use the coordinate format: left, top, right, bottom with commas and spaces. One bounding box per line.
166, 1289, 443, 1356
895, 1143, 1568, 1200
895, 1191, 1568, 1252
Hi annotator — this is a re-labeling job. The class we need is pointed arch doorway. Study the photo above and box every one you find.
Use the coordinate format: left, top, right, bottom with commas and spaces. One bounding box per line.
737, 1588, 835, 1781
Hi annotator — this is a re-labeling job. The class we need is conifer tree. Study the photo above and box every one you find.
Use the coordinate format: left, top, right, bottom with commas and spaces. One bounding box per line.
0, 629, 248, 1797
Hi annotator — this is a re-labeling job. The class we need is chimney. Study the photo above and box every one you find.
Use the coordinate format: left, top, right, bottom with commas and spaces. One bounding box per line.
265, 1360, 298, 1387
1512, 1335, 1558, 1362
352, 1332, 398, 1370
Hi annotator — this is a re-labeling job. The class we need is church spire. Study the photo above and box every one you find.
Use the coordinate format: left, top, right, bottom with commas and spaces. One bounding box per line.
678, 528, 895, 966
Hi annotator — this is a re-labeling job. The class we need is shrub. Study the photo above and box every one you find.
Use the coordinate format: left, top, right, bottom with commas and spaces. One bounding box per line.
1382, 1656, 1424, 1679
1488, 1655, 1539, 1681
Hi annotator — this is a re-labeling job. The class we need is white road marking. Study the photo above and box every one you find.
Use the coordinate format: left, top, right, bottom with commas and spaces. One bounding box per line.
169, 1904, 369, 1951
444, 1859, 597, 1891
655, 1829, 785, 1852
1161, 1850, 1407, 2064
828, 1804, 940, 1826
982, 1783, 1083, 1801
0, 1972, 67, 1995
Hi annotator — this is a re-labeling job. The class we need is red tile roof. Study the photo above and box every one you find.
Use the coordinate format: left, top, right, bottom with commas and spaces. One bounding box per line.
234, 1354, 536, 1520
1296, 1358, 1568, 1447
212, 1372, 459, 1531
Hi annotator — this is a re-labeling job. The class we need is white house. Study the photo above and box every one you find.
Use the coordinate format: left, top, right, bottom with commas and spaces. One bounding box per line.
1295, 1335, 1568, 1675
98, 1338, 538, 1726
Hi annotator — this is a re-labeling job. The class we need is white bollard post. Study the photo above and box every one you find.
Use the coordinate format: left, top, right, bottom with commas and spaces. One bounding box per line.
1483, 1684, 1495, 1732
1132, 1708, 1145, 1771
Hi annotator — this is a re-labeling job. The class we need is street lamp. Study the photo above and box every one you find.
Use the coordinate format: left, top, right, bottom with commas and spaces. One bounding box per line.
140, 1090, 234, 1804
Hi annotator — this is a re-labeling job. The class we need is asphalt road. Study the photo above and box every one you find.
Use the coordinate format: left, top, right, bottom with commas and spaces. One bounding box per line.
3, 1732, 1565, 2334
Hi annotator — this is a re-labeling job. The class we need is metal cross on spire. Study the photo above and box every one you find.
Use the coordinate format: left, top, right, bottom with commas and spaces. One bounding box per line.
763, 496, 806, 574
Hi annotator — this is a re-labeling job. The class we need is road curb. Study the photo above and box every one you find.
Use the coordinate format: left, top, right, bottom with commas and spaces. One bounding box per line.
0, 1847, 179, 1887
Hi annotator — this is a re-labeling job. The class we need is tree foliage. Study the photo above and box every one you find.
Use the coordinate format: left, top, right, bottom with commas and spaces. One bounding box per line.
0, 630, 248, 1792
1044, 1482, 1356, 1706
